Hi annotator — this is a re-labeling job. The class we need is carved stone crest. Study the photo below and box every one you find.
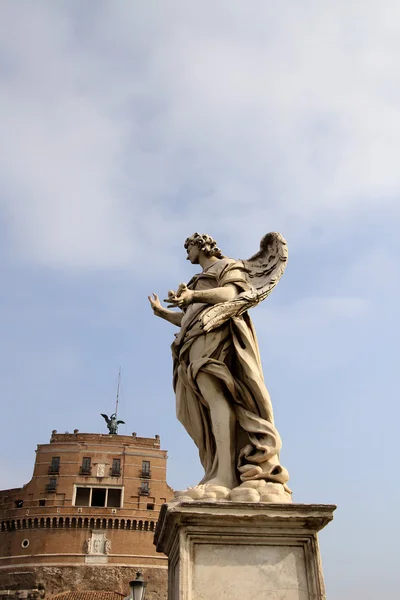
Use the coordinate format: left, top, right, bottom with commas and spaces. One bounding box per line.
96, 463, 105, 478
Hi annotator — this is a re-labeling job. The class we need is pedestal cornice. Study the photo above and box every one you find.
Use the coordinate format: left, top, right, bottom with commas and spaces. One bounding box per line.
154, 502, 336, 600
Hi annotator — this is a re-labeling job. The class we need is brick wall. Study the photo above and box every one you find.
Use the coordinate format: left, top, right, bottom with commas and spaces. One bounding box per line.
0, 432, 174, 597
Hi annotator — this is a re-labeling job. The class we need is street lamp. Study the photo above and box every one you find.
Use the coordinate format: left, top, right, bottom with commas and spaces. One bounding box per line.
129, 571, 147, 600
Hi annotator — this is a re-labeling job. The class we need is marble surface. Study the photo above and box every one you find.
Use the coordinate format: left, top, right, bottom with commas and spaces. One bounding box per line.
149, 232, 291, 501
193, 544, 309, 600
154, 501, 336, 600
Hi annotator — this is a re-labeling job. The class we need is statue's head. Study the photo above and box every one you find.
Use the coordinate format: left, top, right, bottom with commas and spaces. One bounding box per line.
184, 233, 223, 264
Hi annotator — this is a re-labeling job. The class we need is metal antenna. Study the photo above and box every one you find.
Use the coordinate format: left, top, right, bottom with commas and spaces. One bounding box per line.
115, 367, 121, 418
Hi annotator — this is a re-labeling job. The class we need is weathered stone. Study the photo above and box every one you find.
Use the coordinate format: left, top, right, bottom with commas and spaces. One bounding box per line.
229, 487, 261, 502
149, 232, 291, 498
0, 565, 167, 599
155, 501, 336, 600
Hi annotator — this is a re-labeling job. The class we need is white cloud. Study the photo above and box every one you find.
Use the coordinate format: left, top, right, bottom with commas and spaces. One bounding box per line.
0, 1, 399, 270
0, 3, 135, 267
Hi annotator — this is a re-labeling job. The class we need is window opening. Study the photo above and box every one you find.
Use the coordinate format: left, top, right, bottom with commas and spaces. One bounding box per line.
49, 456, 60, 474
140, 481, 150, 495
91, 488, 106, 507
46, 478, 57, 492
111, 458, 121, 477
141, 460, 151, 477
75, 486, 122, 507
75, 488, 90, 506
80, 457, 91, 475
107, 488, 122, 507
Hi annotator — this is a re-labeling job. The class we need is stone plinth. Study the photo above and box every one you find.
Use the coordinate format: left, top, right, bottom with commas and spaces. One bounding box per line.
154, 501, 336, 600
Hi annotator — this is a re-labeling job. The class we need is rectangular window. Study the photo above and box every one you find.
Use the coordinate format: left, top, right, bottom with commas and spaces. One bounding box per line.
147, 503, 155, 510
140, 481, 150, 495
74, 486, 122, 507
111, 458, 121, 476
141, 460, 151, 477
39, 499, 46, 507
75, 487, 90, 506
107, 488, 122, 507
80, 457, 91, 475
91, 488, 106, 507
46, 478, 57, 492
49, 457, 60, 474
15, 500, 23, 508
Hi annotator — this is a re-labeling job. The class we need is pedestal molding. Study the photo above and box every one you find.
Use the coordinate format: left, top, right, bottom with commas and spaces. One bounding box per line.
155, 502, 336, 600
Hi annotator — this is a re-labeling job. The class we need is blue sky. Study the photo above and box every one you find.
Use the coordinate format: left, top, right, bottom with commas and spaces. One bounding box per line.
1, 1, 399, 598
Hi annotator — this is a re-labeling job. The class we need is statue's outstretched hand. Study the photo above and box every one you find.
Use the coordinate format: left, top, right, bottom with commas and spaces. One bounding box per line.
147, 291, 183, 326
148, 293, 163, 316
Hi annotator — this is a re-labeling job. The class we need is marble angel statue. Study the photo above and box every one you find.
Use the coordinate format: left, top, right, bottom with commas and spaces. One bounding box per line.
148, 232, 291, 503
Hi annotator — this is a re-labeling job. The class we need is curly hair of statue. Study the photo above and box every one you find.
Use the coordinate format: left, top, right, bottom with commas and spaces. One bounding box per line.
184, 232, 224, 259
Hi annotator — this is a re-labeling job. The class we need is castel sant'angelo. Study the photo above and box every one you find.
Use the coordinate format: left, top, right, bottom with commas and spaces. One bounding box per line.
0, 416, 174, 599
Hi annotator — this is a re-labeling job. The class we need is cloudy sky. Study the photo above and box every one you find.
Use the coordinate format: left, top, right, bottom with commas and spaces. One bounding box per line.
1, 1, 399, 598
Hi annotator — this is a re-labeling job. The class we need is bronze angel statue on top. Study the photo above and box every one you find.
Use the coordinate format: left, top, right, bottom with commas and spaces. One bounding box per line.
101, 413, 125, 435
148, 232, 291, 503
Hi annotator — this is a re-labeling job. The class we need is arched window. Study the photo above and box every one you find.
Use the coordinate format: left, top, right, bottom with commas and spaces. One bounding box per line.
138, 520, 143, 531
59, 518, 64, 528
27, 519, 32, 529
108, 518, 113, 529
114, 519, 119, 530
90, 518, 95, 529
77, 518, 83, 528
46, 517, 51, 528
132, 520, 137, 530
96, 518, 101, 529
149, 521, 155, 532
120, 519, 125, 530
22, 519, 26, 529
102, 519, 107, 529
40, 518, 44, 528
71, 518, 76, 528
65, 517, 70, 528
34, 518, 39, 528
52, 517, 57, 528
144, 521, 149, 531
84, 518, 88, 528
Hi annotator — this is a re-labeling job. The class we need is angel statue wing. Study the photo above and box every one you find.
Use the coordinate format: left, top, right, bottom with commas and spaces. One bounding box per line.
117, 420, 125, 425
201, 232, 288, 333
100, 413, 110, 425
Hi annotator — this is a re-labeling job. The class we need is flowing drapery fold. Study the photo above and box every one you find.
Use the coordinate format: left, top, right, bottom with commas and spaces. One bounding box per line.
172, 258, 289, 486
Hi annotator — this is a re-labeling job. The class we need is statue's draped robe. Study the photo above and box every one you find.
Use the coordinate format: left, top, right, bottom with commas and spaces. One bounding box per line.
172, 258, 289, 487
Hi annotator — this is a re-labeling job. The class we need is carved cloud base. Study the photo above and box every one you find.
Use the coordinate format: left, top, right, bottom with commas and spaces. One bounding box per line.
154, 501, 336, 600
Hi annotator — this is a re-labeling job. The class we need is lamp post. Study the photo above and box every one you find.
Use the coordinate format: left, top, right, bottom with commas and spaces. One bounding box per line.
129, 571, 147, 600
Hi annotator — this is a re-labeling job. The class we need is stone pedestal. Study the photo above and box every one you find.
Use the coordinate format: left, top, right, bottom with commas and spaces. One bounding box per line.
154, 501, 336, 600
